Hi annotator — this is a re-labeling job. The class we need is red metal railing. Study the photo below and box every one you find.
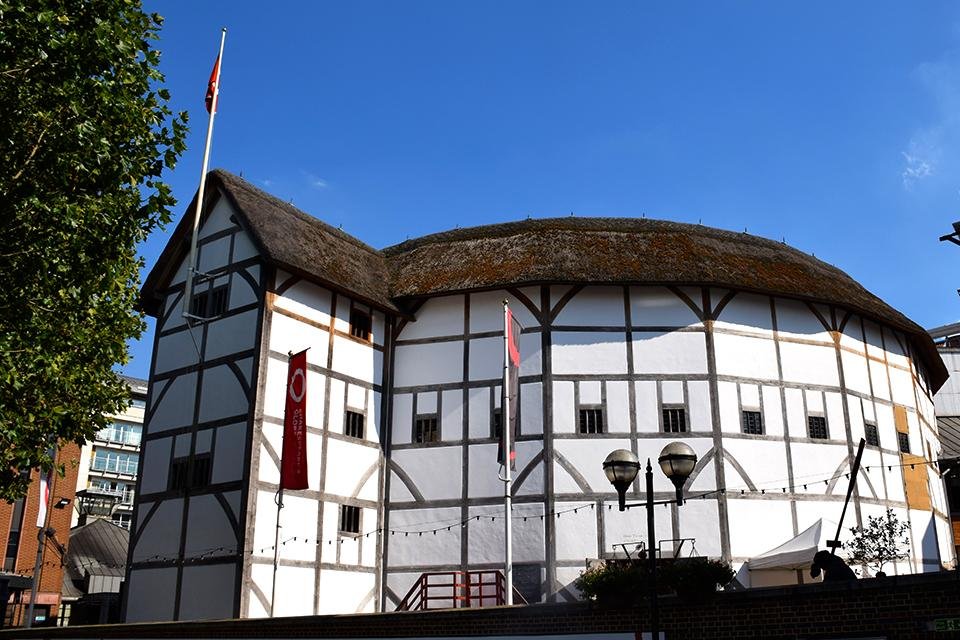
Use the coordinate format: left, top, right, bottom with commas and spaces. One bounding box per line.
395, 570, 528, 611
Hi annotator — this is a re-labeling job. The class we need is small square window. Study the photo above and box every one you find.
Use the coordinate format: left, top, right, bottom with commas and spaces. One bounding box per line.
492, 409, 502, 440
579, 408, 604, 434
339, 504, 361, 535
190, 285, 228, 319
741, 410, 763, 435
191, 453, 211, 488
663, 407, 686, 433
898, 431, 910, 454
169, 457, 189, 492
350, 309, 371, 341
808, 416, 828, 440
864, 423, 880, 447
414, 415, 439, 443
345, 410, 365, 439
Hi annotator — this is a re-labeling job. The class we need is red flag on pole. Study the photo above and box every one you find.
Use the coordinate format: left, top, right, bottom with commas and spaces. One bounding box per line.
499, 308, 522, 470
36, 464, 53, 528
281, 350, 309, 490
205, 55, 221, 113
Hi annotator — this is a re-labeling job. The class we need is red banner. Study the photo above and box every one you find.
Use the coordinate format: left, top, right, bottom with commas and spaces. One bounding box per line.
281, 350, 309, 490
205, 55, 221, 114
499, 307, 522, 470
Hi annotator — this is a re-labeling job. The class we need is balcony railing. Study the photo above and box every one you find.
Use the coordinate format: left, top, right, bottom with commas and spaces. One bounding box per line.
395, 570, 527, 611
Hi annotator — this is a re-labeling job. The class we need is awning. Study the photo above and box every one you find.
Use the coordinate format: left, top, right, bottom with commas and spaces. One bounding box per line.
749, 519, 823, 570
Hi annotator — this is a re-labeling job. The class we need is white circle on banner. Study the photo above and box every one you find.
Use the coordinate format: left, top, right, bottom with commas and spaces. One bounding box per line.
289, 368, 306, 402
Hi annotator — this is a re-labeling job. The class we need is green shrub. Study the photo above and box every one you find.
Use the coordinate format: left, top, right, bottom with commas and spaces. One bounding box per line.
576, 557, 734, 605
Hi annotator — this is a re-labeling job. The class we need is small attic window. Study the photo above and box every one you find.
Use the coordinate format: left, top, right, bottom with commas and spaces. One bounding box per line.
350, 309, 371, 341
190, 285, 228, 319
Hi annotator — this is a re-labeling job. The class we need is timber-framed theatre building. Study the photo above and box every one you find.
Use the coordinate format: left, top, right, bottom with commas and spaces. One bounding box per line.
125, 169, 954, 622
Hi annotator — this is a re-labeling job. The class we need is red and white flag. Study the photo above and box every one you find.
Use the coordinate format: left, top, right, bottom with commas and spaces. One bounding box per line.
205, 55, 221, 113
36, 464, 53, 527
499, 308, 522, 470
280, 350, 309, 490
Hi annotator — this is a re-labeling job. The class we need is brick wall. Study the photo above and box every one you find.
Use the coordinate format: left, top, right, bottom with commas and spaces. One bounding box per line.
1, 444, 81, 623
2, 571, 960, 639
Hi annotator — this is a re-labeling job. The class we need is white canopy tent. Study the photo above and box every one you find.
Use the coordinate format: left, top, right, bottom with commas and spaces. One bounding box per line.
734, 519, 839, 588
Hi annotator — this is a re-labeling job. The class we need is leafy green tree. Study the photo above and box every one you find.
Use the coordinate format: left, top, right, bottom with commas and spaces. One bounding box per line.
0, 0, 187, 500
844, 508, 911, 576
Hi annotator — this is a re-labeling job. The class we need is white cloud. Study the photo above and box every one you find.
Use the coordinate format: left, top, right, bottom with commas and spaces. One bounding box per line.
261, 178, 274, 187
302, 171, 328, 190
901, 50, 960, 189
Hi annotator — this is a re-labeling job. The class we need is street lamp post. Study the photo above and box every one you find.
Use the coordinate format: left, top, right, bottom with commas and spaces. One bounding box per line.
603, 443, 698, 640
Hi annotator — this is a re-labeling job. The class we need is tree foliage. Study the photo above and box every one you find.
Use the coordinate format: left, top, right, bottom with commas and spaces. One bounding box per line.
844, 508, 911, 575
576, 557, 734, 604
0, 0, 187, 500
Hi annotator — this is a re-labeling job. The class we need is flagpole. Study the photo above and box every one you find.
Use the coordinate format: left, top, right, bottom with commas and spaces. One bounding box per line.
502, 300, 513, 605
183, 28, 227, 320
270, 487, 283, 617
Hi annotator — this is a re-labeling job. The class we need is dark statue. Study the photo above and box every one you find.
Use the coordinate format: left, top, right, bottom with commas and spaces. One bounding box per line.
810, 550, 857, 581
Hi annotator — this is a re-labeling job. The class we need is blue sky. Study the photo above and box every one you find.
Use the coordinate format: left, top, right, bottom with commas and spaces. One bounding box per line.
127, 1, 960, 379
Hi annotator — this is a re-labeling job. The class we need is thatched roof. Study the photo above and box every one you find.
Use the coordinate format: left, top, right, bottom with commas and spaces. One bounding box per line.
142, 170, 947, 389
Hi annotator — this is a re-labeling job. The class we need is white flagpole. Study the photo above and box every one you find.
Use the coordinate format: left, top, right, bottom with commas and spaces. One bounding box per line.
502, 300, 513, 605
183, 28, 227, 320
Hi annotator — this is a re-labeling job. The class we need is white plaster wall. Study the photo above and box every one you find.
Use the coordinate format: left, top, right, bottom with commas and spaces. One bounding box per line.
144, 373, 197, 435
185, 493, 238, 559
715, 293, 774, 334
727, 499, 795, 559
324, 439, 381, 502
399, 295, 464, 339
606, 381, 630, 433
775, 299, 832, 342
714, 333, 779, 380
332, 335, 380, 383
602, 500, 673, 554
632, 331, 708, 374
154, 331, 201, 375
552, 502, 599, 561
469, 290, 541, 333
132, 499, 183, 561
388, 507, 462, 566
197, 364, 249, 423
723, 439, 788, 490
554, 439, 631, 493
553, 286, 625, 326
552, 333, 628, 375
274, 278, 333, 327
467, 504, 545, 564
629, 286, 702, 326
197, 196, 237, 239
139, 437, 172, 494
635, 381, 659, 433
521, 382, 544, 436
761, 386, 785, 436
317, 570, 376, 614
268, 313, 329, 368
179, 563, 236, 620
125, 567, 177, 622
469, 336, 502, 381
205, 309, 259, 361
677, 499, 722, 557
394, 342, 463, 387
553, 382, 575, 434
270, 564, 316, 616
392, 447, 461, 501
934, 351, 960, 415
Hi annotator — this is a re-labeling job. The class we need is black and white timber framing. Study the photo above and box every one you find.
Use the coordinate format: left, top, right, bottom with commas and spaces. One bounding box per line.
124, 170, 953, 622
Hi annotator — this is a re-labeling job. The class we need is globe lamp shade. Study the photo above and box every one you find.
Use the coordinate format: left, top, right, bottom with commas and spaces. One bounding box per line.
603, 449, 640, 511
658, 442, 697, 504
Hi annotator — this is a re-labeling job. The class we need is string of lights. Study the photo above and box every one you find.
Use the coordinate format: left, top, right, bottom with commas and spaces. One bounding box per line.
14, 456, 939, 573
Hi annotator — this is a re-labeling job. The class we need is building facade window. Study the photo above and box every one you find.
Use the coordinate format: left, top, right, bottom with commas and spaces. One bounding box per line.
92, 450, 138, 475
350, 309, 371, 341
339, 504, 361, 535
662, 407, 687, 433
864, 423, 880, 447
898, 431, 910, 453
492, 408, 502, 440
190, 284, 228, 318
741, 410, 763, 435
111, 512, 132, 530
96, 421, 142, 446
345, 410, 365, 439
168, 454, 211, 492
579, 407, 604, 434
414, 415, 439, 443
808, 416, 828, 440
